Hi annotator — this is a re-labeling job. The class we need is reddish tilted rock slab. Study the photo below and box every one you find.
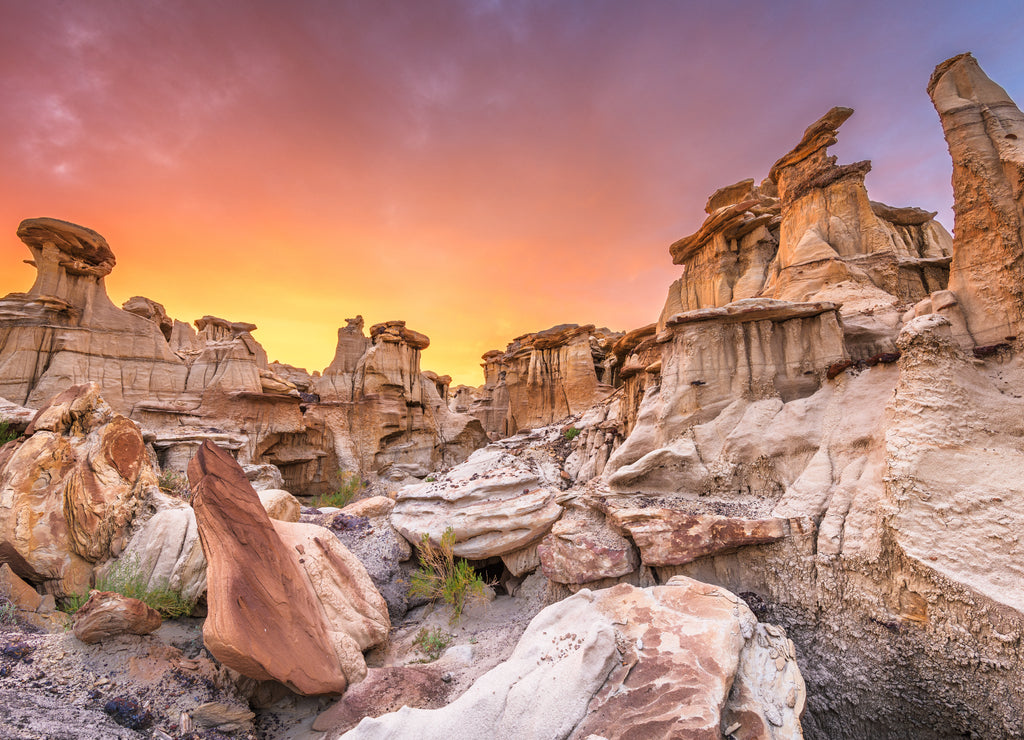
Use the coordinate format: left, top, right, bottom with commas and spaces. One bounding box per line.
606, 507, 804, 567
190, 441, 350, 695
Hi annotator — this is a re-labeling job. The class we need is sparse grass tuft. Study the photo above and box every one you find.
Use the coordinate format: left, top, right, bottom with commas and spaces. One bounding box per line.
57, 592, 89, 615
0, 421, 19, 446
411, 626, 452, 662
313, 470, 365, 509
409, 527, 487, 624
564, 426, 581, 441
157, 469, 191, 502
95, 554, 194, 618
0, 582, 17, 625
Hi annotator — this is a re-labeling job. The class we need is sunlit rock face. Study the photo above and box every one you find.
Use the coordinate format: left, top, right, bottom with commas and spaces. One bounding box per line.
929, 52, 1024, 347
577, 56, 1024, 740
309, 317, 488, 486
0, 218, 189, 411
0, 225, 488, 492
0, 383, 154, 597
663, 107, 953, 360
454, 324, 622, 438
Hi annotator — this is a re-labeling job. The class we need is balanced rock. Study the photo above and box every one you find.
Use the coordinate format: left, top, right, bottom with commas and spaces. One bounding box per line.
189, 441, 387, 695
72, 590, 162, 644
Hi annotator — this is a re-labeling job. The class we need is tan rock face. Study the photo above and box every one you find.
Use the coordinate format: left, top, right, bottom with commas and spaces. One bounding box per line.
0, 223, 486, 496
190, 440, 388, 695
929, 53, 1024, 346
460, 324, 622, 438
72, 590, 162, 644
662, 109, 953, 361
0, 383, 152, 596
310, 316, 487, 485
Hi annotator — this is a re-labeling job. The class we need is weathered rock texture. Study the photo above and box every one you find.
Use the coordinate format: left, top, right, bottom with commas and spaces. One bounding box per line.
663, 108, 952, 360
0, 383, 154, 597
391, 443, 564, 560
341, 577, 804, 739
72, 590, 162, 644
310, 317, 488, 484
453, 324, 622, 438
189, 440, 388, 695
929, 52, 1024, 346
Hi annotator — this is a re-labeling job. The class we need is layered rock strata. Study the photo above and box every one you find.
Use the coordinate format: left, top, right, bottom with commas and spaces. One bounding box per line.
310, 317, 487, 483
453, 324, 622, 438
391, 444, 564, 560
0, 223, 487, 493
663, 108, 953, 359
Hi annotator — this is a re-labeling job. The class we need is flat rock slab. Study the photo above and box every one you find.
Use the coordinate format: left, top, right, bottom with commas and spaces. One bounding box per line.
606, 507, 804, 567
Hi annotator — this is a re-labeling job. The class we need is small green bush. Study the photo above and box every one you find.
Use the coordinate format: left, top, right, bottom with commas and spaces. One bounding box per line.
424, 475, 436, 483
157, 469, 191, 502
564, 426, 581, 441
95, 555, 194, 618
0, 421, 18, 446
411, 626, 452, 662
313, 471, 365, 509
57, 592, 89, 615
409, 527, 487, 624
0, 583, 17, 625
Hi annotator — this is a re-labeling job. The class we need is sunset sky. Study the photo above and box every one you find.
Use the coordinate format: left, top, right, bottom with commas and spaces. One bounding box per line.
1, 1, 1022, 386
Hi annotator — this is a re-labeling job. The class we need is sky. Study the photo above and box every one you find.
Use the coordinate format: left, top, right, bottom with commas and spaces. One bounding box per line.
1, 1, 1022, 386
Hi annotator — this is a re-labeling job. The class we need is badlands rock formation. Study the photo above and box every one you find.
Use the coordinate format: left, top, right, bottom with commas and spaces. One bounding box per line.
0, 225, 486, 493
418, 53, 1024, 739
452, 324, 622, 438
929, 52, 1024, 346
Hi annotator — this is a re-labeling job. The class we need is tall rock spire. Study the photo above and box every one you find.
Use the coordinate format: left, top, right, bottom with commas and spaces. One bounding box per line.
929, 52, 1024, 345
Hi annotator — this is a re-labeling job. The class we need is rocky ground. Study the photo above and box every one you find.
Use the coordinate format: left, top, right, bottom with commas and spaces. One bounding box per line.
0, 571, 562, 740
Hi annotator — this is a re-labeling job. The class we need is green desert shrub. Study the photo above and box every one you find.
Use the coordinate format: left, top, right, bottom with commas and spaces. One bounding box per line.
563, 426, 581, 441
57, 592, 89, 615
0, 421, 18, 446
411, 626, 452, 662
95, 555, 194, 619
409, 527, 487, 624
0, 583, 17, 625
157, 469, 191, 502
313, 470, 365, 509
